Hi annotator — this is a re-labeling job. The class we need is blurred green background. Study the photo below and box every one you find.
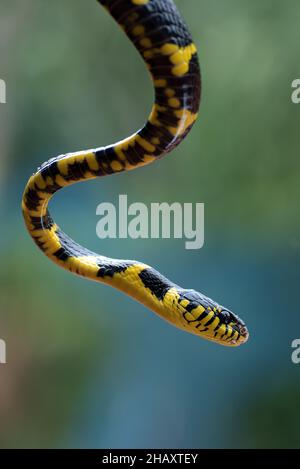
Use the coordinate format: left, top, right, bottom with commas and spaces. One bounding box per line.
0, 0, 300, 449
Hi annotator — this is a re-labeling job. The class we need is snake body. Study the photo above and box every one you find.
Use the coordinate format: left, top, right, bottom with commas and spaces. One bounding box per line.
22, 0, 249, 346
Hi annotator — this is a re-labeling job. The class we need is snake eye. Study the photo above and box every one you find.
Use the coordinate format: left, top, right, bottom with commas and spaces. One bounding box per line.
220, 310, 231, 324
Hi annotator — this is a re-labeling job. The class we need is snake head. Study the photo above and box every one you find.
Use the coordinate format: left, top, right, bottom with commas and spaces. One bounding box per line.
178, 289, 249, 346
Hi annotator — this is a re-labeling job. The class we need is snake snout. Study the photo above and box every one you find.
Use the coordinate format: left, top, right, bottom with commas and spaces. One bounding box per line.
222, 309, 249, 345
179, 290, 249, 346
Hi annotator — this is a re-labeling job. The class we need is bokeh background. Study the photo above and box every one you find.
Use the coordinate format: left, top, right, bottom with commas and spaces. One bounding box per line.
0, 0, 300, 449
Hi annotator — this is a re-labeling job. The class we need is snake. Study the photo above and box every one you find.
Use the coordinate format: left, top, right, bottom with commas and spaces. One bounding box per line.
22, 0, 249, 347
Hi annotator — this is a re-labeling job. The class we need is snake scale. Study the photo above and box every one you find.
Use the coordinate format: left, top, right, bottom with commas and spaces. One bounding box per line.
22, 0, 249, 346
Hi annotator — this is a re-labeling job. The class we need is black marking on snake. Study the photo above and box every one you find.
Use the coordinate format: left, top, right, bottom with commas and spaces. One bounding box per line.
195, 311, 208, 322
203, 316, 216, 327
181, 300, 197, 313
30, 213, 53, 231
221, 325, 229, 339
66, 159, 90, 181
43, 181, 63, 195
24, 188, 42, 211
40, 160, 59, 181
97, 262, 132, 278
139, 268, 171, 301
55, 229, 96, 259
53, 247, 71, 262
95, 146, 120, 175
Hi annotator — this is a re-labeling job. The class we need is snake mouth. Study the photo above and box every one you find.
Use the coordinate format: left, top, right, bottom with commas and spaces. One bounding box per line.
227, 325, 249, 346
